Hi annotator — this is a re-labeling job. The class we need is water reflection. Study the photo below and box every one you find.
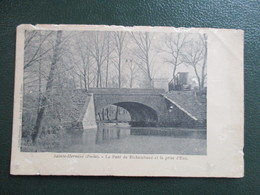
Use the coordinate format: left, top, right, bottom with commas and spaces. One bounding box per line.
130, 127, 206, 139
65, 123, 206, 155
96, 124, 131, 144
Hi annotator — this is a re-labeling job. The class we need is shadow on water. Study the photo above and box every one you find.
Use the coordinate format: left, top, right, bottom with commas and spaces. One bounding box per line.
79, 123, 206, 145
96, 124, 131, 144
130, 127, 206, 139
63, 123, 207, 154
21, 123, 206, 154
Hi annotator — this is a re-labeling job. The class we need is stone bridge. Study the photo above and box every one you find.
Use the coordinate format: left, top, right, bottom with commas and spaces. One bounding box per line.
88, 88, 168, 125
72, 88, 205, 129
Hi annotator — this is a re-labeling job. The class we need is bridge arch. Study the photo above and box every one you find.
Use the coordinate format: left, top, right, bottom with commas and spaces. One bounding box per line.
90, 88, 169, 124
96, 101, 159, 125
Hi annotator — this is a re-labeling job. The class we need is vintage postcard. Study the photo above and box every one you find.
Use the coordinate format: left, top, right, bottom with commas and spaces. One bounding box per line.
10, 24, 244, 177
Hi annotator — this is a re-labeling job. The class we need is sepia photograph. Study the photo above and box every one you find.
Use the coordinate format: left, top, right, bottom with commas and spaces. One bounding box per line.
11, 25, 243, 177
21, 28, 207, 155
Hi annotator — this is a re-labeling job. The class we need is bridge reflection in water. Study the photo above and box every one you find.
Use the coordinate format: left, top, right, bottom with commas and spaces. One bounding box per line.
65, 123, 206, 155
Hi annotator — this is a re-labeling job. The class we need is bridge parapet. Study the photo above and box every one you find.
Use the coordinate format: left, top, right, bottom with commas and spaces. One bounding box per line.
88, 88, 165, 95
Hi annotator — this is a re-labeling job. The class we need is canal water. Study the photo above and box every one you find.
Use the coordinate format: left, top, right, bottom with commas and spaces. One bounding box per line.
64, 123, 206, 155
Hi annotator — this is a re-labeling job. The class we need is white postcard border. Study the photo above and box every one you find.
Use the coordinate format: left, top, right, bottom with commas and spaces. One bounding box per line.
10, 24, 244, 177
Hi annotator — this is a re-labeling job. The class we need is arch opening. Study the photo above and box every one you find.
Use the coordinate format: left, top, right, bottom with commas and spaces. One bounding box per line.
96, 102, 158, 127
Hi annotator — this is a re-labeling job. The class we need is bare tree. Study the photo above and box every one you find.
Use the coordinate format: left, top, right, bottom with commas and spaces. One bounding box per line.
24, 31, 54, 70
73, 35, 93, 90
113, 31, 127, 88
159, 33, 187, 77
109, 32, 127, 120
131, 32, 154, 88
88, 32, 109, 88
200, 34, 207, 90
31, 31, 63, 144
126, 59, 139, 88
105, 32, 112, 88
183, 34, 207, 92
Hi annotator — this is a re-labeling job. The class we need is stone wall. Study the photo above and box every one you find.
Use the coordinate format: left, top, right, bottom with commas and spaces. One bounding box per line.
88, 88, 165, 95
69, 89, 206, 129
81, 94, 97, 129
93, 93, 169, 123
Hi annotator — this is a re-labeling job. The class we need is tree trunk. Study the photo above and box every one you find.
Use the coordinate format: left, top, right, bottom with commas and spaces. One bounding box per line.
201, 34, 207, 90
96, 64, 100, 88
98, 113, 102, 121
106, 108, 110, 120
193, 65, 201, 92
145, 33, 153, 88
38, 32, 42, 113
87, 62, 90, 88
145, 51, 152, 88
115, 106, 119, 121
83, 64, 87, 90
32, 31, 62, 144
118, 55, 121, 88
172, 63, 177, 78
99, 70, 103, 88
79, 74, 83, 89
106, 33, 110, 88
102, 108, 105, 120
